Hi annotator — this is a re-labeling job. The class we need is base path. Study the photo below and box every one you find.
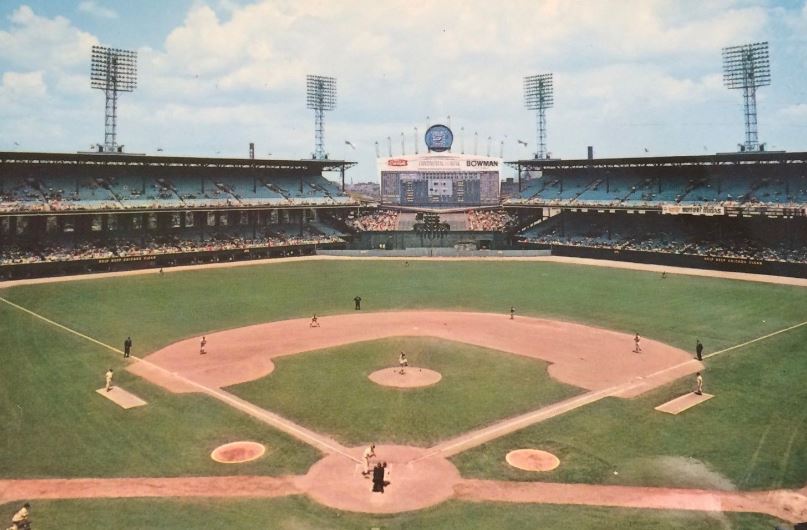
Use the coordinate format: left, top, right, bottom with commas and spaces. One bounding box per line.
1, 474, 804, 522
456, 479, 807, 524
133, 311, 698, 396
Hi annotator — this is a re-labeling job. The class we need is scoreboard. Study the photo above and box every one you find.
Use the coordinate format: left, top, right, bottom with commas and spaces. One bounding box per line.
379, 153, 501, 207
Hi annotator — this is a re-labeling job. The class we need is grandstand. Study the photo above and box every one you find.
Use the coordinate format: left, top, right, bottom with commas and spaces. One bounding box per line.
508, 151, 807, 211
3, 149, 807, 279
506, 151, 807, 277
0, 151, 357, 279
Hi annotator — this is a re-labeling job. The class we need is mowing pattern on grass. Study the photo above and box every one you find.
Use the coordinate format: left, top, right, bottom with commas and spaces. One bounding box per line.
227, 336, 583, 446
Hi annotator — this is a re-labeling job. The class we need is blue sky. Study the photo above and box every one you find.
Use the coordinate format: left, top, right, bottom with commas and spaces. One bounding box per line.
1, 0, 806, 182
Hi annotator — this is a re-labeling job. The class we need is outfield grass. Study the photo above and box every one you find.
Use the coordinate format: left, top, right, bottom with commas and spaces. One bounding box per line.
0, 303, 319, 478
0, 497, 783, 530
228, 337, 582, 446
0, 259, 804, 493
3, 260, 804, 355
452, 326, 807, 490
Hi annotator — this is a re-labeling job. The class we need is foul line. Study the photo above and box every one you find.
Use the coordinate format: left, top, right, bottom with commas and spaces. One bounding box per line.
0, 296, 358, 463
703, 321, 807, 359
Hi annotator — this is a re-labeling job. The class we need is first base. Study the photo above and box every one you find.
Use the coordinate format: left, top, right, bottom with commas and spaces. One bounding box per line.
655, 392, 713, 415
96, 387, 147, 409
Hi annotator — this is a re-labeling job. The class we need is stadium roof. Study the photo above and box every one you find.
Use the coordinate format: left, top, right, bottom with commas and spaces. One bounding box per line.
0, 151, 357, 171
508, 151, 807, 170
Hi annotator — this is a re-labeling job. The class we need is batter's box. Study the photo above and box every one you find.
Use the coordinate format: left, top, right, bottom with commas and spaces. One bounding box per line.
655, 392, 714, 415
96, 387, 148, 409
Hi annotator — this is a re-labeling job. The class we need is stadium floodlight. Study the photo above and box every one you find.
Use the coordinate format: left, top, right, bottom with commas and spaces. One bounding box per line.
306, 75, 337, 159
523, 73, 554, 160
90, 45, 137, 153
722, 41, 771, 152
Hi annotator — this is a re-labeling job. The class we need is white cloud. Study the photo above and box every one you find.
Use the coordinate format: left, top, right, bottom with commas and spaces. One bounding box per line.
0, 1, 802, 170
0, 70, 47, 98
77, 1, 118, 20
0, 5, 98, 69
778, 103, 807, 120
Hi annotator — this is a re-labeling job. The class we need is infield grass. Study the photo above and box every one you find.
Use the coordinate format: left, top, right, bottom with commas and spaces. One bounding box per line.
0, 497, 782, 530
227, 336, 582, 446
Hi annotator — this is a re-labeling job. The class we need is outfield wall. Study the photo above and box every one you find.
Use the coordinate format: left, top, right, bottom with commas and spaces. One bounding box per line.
319, 249, 551, 258
349, 230, 510, 250
0, 243, 341, 281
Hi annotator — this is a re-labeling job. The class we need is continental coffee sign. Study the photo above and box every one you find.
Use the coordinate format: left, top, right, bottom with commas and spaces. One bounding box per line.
662, 205, 725, 216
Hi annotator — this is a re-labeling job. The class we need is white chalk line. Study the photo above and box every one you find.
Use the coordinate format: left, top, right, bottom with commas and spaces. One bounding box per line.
703, 320, 807, 359
0, 296, 358, 463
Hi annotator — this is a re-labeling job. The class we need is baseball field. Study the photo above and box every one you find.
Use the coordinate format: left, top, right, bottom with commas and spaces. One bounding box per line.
0, 257, 805, 529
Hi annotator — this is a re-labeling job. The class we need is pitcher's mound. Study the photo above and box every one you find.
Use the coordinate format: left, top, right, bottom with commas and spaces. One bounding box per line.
211, 441, 266, 464
368, 367, 442, 388
506, 449, 560, 472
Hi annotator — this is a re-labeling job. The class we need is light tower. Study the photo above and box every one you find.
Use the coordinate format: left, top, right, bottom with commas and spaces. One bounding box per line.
523, 73, 554, 159
306, 75, 337, 159
722, 42, 771, 152
90, 45, 137, 153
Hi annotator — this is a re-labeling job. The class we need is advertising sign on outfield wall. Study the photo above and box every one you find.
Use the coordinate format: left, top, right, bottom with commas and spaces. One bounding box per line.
662, 205, 725, 216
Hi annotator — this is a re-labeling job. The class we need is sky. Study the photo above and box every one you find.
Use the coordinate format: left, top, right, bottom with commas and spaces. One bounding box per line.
1, 0, 806, 182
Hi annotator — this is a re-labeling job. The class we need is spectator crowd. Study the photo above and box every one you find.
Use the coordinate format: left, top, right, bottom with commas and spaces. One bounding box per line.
466, 209, 516, 231
1, 230, 343, 265
345, 209, 399, 231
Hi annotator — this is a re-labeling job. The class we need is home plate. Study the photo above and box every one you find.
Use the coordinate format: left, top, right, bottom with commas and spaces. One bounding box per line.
96, 387, 147, 409
655, 392, 714, 415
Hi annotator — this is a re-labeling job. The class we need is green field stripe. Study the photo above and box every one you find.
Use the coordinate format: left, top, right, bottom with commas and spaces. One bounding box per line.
0, 296, 123, 355
703, 320, 807, 359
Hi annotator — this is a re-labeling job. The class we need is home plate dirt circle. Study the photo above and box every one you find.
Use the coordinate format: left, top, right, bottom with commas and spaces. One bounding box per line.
506, 449, 561, 472
297, 445, 460, 513
210, 441, 266, 464
368, 368, 442, 388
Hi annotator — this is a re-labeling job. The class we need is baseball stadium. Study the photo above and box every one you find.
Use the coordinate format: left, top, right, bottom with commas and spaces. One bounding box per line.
2, 5, 807, 530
